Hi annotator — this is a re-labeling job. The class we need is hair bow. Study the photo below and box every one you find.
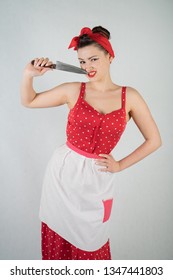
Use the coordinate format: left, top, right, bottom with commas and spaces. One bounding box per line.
68, 27, 115, 58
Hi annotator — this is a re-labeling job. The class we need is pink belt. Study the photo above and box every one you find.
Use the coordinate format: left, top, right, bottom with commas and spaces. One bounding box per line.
66, 141, 101, 159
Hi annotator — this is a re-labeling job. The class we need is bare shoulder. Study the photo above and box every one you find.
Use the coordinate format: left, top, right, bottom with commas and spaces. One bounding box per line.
64, 82, 82, 108
60, 81, 80, 96
126, 86, 148, 112
126, 86, 142, 99
55, 81, 80, 95
125, 86, 155, 129
60, 81, 81, 91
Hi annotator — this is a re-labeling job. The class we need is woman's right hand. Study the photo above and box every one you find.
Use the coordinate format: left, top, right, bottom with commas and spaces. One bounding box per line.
24, 57, 53, 77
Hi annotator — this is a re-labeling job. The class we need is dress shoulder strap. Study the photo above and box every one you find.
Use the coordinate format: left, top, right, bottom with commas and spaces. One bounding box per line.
79, 82, 86, 99
121, 86, 126, 109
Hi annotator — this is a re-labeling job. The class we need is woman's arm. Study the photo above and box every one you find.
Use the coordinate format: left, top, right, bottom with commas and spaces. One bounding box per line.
20, 57, 77, 108
96, 87, 162, 173
118, 87, 162, 171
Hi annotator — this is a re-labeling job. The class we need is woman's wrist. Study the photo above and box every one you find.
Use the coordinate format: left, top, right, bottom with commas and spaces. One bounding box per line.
117, 161, 123, 172
23, 70, 34, 79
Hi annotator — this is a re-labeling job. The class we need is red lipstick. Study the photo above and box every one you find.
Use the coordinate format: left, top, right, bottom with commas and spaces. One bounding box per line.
88, 71, 96, 78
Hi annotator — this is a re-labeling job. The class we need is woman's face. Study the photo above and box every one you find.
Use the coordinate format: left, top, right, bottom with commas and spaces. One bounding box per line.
77, 45, 113, 81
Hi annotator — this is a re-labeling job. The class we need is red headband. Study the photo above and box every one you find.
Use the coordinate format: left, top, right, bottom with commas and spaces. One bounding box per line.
68, 27, 115, 58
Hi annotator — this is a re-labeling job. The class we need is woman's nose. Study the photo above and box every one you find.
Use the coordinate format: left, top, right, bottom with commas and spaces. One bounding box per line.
85, 62, 94, 72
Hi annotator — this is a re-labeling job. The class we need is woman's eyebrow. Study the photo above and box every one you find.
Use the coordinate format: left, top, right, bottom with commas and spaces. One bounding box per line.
78, 55, 98, 60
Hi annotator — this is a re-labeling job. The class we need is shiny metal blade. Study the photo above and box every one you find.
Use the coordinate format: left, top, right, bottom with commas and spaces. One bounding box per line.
55, 61, 87, 74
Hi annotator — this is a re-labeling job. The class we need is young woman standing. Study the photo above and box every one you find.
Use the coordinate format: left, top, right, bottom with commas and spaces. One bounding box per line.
21, 26, 161, 260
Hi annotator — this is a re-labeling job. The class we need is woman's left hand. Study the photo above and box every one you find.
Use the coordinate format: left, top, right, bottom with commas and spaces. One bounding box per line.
95, 154, 121, 173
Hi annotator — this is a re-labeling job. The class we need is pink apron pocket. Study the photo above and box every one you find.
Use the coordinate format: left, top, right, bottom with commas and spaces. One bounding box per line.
102, 198, 113, 223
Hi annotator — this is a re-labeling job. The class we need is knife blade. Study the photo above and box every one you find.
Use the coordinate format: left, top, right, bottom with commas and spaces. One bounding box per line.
31, 60, 87, 74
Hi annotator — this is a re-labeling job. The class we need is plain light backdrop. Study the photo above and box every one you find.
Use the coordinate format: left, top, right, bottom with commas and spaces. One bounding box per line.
0, 0, 172, 260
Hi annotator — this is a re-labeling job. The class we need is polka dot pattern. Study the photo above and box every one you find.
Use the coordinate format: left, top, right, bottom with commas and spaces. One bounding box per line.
66, 83, 127, 155
42, 223, 111, 260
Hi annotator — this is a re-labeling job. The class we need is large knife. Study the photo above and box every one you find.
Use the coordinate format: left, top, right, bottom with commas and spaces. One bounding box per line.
31, 60, 87, 74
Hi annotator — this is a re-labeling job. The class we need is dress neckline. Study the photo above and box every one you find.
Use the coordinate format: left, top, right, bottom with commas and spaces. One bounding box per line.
81, 83, 125, 116
81, 98, 124, 116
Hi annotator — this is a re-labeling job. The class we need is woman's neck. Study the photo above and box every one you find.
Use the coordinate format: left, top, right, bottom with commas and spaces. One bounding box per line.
88, 74, 114, 93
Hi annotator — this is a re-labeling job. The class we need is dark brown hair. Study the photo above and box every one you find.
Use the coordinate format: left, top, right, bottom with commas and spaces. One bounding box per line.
77, 26, 111, 55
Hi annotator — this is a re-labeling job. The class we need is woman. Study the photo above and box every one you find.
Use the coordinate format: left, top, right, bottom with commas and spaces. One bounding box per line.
21, 26, 162, 260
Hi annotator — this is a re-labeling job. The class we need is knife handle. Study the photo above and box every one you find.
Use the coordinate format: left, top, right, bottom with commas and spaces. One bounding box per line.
31, 60, 55, 69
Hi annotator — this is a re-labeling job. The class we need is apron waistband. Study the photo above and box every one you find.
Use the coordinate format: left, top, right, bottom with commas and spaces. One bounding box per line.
66, 141, 101, 159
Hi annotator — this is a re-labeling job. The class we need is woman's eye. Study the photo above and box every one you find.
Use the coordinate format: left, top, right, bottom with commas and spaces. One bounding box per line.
91, 58, 98, 62
79, 61, 85, 65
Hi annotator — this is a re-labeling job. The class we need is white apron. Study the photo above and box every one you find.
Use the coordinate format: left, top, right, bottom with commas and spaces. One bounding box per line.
39, 142, 115, 251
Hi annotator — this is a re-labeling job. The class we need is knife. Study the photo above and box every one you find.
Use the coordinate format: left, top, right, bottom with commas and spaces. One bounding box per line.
31, 60, 87, 74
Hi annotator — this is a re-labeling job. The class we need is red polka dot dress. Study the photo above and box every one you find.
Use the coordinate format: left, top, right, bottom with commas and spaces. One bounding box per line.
40, 82, 127, 260
66, 82, 126, 154
42, 222, 111, 260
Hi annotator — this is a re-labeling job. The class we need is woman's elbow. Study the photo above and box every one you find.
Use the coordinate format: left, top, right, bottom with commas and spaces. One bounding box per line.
150, 135, 162, 151
155, 138, 162, 150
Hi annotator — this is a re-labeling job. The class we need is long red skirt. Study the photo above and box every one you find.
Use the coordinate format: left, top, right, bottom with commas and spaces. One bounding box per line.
42, 222, 111, 260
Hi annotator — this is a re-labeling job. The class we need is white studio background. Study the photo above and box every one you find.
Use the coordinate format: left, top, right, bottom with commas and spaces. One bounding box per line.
0, 0, 172, 260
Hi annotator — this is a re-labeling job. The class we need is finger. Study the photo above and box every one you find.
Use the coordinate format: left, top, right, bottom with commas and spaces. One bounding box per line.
45, 61, 53, 66
32, 58, 52, 68
98, 167, 108, 172
35, 57, 44, 67
99, 154, 111, 159
95, 157, 111, 163
32, 58, 43, 67
40, 57, 49, 67
35, 57, 47, 67
40, 67, 51, 75
33, 58, 39, 66
95, 162, 108, 166
95, 158, 108, 164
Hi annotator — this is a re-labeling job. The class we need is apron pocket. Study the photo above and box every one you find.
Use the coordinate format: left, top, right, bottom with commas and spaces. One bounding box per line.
102, 198, 113, 223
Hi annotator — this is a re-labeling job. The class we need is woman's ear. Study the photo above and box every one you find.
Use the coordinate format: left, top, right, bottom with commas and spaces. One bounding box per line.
109, 56, 113, 64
